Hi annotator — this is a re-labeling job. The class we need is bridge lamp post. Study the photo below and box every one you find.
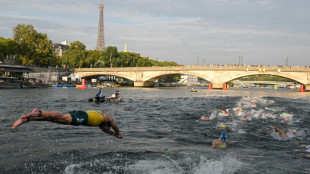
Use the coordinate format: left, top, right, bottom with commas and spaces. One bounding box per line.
238, 56, 244, 66
197, 57, 199, 66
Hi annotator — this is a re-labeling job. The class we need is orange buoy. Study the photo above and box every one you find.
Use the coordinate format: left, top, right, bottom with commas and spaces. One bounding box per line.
78, 79, 87, 89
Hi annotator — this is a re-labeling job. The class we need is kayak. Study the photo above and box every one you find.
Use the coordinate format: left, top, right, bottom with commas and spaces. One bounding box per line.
106, 96, 123, 102
88, 97, 105, 102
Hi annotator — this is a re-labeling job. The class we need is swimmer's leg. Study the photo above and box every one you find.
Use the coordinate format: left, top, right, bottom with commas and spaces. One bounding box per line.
11, 116, 28, 130
21, 108, 42, 119
12, 108, 41, 130
28, 111, 72, 124
12, 110, 72, 130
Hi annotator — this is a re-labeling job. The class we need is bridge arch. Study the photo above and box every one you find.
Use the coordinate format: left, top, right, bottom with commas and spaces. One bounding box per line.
143, 71, 211, 84
222, 71, 307, 85
74, 72, 136, 82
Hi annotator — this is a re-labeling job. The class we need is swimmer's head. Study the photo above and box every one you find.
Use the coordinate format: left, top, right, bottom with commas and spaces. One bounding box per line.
221, 133, 227, 140
221, 124, 226, 129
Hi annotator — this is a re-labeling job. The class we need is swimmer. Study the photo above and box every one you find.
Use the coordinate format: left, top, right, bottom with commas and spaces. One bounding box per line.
212, 133, 227, 148
267, 126, 297, 137
220, 109, 229, 115
300, 145, 310, 153
12, 108, 123, 139
281, 116, 291, 122
107, 90, 120, 101
234, 107, 243, 116
200, 115, 210, 120
279, 113, 292, 122
242, 113, 251, 121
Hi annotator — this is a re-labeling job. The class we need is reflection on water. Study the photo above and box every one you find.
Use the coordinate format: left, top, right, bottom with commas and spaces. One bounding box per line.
0, 87, 310, 174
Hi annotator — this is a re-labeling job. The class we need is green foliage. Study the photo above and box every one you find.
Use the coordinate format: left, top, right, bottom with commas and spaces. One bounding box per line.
159, 74, 181, 82
69, 41, 86, 50
62, 41, 87, 68
12, 24, 54, 66
227, 81, 234, 87
0, 37, 20, 63
86, 50, 101, 67
240, 75, 294, 82
61, 46, 179, 68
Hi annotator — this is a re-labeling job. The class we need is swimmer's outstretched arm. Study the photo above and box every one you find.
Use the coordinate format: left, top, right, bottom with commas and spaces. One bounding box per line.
267, 126, 286, 137
274, 127, 287, 137
100, 113, 123, 139
99, 124, 123, 139
110, 120, 123, 138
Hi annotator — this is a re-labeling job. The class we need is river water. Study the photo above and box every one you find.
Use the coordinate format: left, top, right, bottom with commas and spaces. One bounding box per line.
0, 87, 310, 174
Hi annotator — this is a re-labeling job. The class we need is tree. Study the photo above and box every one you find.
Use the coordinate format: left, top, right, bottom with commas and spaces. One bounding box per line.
105, 46, 118, 67
13, 24, 54, 66
0, 37, 20, 63
86, 50, 101, 67
61, 41, 87, 68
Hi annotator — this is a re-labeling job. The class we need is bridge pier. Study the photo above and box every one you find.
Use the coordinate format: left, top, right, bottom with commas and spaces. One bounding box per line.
134, 81, 154, 87
304, 84, 310, 92
223, 83, 228, 90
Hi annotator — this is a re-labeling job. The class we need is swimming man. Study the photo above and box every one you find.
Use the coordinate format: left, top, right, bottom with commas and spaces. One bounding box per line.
212, 133, 228, 148
12, 108, 123, 139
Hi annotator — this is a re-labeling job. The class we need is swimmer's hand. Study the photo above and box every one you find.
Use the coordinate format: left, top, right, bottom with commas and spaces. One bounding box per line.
114, 132, 123, 139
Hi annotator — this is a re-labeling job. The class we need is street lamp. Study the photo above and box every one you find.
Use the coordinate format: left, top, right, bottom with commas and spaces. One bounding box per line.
240, 56, 243, 66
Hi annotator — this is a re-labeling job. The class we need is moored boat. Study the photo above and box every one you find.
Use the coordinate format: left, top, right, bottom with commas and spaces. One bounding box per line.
0, 77, 22, 89
22, 78, 48, 88
191, 88, 199, 92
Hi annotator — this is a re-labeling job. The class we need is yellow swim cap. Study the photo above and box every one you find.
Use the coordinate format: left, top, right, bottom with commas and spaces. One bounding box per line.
221, 124, 226, 128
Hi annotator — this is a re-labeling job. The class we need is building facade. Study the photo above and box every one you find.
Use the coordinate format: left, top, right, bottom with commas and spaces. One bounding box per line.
52, 40, 69, 57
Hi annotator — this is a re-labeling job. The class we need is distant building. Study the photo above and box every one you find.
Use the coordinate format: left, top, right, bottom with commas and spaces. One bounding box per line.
179, 75, 199, 86
61, 40, 69, 45
52, 41, 69, 57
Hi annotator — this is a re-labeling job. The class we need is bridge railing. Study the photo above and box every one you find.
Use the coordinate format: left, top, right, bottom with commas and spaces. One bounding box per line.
75, 65, 310, 72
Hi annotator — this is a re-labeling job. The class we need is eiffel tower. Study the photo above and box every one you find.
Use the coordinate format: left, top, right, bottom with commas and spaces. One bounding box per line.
96, 1, 105, 50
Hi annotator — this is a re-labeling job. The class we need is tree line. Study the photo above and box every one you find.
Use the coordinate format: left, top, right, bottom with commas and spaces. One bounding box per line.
0, 24, 178, 68
239, 75, 294, 82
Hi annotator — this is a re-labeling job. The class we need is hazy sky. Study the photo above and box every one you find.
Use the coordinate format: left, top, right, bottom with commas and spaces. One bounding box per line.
0, 0, 309, 66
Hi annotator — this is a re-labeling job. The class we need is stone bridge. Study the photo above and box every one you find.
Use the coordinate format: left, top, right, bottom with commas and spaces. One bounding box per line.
73, 65, 310, 91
